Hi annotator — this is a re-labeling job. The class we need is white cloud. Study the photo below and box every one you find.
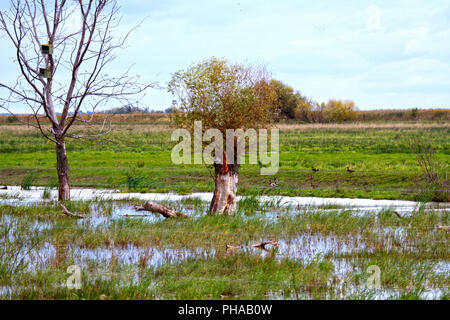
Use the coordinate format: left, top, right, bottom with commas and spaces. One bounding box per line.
62, 4, 83, 35
1, 0, 450, 111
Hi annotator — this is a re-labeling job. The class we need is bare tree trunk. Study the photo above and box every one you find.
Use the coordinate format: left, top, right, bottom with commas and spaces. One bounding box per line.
56, 137, 70, 201
0, 1, 153, 205
209, 152, 239, 215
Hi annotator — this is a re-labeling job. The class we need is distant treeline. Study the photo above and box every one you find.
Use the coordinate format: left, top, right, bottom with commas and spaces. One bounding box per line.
100, 105, 173, 114
355, 108, 450, 122
268, 79, 449, 123
0, 112, 170, 125
1, 108, 448, 125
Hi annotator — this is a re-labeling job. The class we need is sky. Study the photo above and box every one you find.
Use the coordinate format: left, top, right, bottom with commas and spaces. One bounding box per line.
1, 0, 450, 112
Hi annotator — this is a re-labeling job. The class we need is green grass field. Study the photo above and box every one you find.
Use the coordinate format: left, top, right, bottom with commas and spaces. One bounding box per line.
0, 119, 448, 300
0, 121, 448, 201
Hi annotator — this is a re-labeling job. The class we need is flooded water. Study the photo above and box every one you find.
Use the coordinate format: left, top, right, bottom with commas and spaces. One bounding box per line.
2, 185, 449, 212
1, 186, 448, 299
19, 242, 216, 271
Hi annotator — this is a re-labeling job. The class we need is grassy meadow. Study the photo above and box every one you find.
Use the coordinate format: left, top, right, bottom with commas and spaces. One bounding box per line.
0, 113, 448, 300
0, 114, 448, 201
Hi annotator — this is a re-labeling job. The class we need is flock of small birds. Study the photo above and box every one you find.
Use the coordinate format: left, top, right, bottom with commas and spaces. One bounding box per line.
312, 166, 355, 173
268, 166, 356, 187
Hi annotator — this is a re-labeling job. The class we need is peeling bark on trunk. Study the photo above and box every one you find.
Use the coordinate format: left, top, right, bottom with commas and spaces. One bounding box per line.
56, 138, 70, 201
209, 152, 240, 215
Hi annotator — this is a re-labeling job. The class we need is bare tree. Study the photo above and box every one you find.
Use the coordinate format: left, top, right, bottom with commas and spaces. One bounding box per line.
0, 0, 153, 200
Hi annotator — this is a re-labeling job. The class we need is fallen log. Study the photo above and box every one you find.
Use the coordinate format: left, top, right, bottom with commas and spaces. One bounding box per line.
0, 186, 7, 190
134, 200, 186, 218
226, 240, 278, 251
436, 225, 450, 231
59, 203, 85, 219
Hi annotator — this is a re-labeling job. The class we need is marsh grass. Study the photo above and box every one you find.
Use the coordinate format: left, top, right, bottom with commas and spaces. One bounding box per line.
410, 141, 449, 202
0, 121, 448, 201
0, 197, 448, 300
20, 170, 37, 190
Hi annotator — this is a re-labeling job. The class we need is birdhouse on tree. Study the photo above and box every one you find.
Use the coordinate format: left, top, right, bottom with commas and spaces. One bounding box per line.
39, 67, 52, 79
41, 44, 53, 55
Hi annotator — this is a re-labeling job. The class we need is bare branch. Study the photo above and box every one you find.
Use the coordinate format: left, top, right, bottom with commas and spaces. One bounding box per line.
0, 0, 155, 201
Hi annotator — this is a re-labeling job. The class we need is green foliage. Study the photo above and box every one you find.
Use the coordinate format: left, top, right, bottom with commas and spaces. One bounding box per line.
409, 139, 449, 202
270, 79, 299, 119
20, 170, 36, 190
294, 97, 316, 122
237, 195, 261, 214
6, 115, 17, 123
42, 188, 51, 199
269, 80, 359, 123
124, 168, 147, 191
168, 57, 278, 136
270, 79, 315, 121
322, 99, 359, 122
136, 160, 145, 168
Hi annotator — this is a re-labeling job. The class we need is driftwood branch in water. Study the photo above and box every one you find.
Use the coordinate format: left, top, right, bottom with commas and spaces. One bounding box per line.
226, 240, 279, 251
59, 203, 85, 219
393, 211, 403, 219
436, 225, 450, 231
134, 201, 186, 218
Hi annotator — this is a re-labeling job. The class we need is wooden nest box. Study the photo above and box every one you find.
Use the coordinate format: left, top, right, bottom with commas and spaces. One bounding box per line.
41, 44, 53, 55
39, 67, 52, 79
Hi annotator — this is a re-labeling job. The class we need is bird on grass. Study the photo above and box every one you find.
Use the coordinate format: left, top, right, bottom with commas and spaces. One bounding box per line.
362, 183, 370, 193
312, 167, 319, 172
346, 166, 355, 173
307, 175, 316, 188
269, 178, 278, 187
